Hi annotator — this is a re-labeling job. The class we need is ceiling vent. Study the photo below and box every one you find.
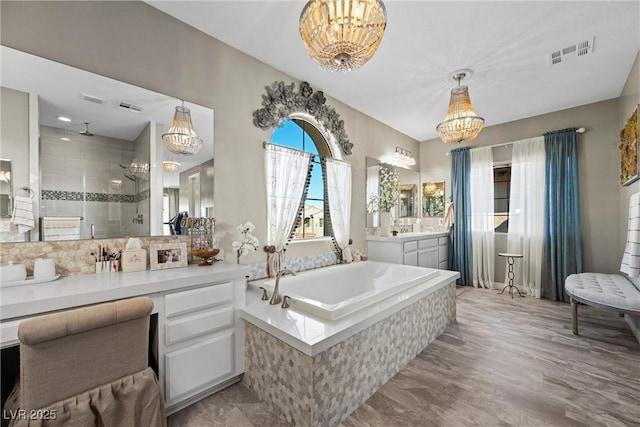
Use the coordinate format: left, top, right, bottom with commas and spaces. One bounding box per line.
548, 37, 594, 65
118, 102, 143, 113
80, 93, 105, 105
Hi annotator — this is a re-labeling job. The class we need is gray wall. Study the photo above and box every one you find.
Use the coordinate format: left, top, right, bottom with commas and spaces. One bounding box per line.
0, 0, 419, 262
420, 98, 622, 281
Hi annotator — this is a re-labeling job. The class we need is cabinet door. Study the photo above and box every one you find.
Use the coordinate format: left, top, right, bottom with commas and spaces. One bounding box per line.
403, 251, 418, 266
165, 331, 234, 403
418, 247, 438, 269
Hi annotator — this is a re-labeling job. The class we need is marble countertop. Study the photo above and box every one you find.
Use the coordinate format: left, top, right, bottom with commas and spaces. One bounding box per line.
366, 231, 448, 242
0, 262, 250, 321
240, 268, 459, 357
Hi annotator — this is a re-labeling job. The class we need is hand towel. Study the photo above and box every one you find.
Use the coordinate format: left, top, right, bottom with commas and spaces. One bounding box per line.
11, 196, 35, 234
621, 192, 640, 277
42, 217, 81, 241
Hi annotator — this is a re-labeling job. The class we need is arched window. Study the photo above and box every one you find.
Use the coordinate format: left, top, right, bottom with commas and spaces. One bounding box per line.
270, 119, 331, 239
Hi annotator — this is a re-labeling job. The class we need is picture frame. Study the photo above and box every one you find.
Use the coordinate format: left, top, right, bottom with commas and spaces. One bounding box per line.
149, 242, 188, 271
620, 105, 639, 186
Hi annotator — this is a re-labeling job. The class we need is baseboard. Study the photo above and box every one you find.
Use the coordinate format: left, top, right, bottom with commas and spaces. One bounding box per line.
625, 314, 640, 344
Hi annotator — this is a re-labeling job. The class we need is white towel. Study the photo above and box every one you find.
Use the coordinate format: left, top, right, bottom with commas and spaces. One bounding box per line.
621, 192, 640, 276
42, 217, 81, 241
11, 196, 34, 234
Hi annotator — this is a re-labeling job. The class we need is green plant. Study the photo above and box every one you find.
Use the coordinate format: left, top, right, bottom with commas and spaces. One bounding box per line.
377, 163, 400, 213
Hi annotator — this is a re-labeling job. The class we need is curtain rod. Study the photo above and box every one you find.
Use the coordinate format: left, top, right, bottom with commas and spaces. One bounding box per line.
445, 127, 586, 156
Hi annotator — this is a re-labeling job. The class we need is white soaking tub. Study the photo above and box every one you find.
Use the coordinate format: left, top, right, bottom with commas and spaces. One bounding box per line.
255, 261, 440, 320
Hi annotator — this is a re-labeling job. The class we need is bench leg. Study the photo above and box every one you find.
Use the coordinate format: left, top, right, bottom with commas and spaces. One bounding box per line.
571, 300, 578, 335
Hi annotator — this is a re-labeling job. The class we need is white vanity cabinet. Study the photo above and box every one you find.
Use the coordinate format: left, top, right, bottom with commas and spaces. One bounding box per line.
367, 233, 449, 269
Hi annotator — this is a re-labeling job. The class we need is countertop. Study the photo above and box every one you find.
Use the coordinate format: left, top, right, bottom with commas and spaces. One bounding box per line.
240, 267, 459, 357
0, 262, 250, 321
366, 231, 448, 242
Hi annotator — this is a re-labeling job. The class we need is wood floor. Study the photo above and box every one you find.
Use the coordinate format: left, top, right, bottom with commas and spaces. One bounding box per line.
168, 287, 640, 427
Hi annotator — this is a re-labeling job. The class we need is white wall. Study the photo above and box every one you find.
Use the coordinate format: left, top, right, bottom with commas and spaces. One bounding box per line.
0, 1, 419, 263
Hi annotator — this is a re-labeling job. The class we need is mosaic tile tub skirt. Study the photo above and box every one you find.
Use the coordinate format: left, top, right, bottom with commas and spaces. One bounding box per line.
243, 282, 456, 426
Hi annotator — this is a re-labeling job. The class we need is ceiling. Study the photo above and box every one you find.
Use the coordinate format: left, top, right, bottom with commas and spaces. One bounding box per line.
146, 0, 640, 142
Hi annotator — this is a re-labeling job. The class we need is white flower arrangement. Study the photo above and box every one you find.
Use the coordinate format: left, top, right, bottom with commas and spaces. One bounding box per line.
232, 221, 259, 263
370, 163, 399, 213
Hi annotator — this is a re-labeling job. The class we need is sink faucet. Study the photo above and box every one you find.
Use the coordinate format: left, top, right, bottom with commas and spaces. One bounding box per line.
270, 268, 296, 305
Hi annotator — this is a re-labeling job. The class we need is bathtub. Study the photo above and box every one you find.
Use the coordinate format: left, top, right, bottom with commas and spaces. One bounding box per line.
255, 261, 440, 320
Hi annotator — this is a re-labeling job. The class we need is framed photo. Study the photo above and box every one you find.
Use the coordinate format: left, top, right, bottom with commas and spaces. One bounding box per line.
149, 242, 188, 271
620, 105, 639, 186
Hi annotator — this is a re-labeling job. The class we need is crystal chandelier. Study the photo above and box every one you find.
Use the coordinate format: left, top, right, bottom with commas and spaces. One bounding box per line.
436, 71, 485, 144
163, 161, 180, 173
299, 0, 387, 72
162, 102, 202, 155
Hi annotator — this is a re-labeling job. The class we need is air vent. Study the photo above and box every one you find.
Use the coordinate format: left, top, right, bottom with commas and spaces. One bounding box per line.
80, 93, 105, 105
118, 102, 143, 113
548, 37, 594, 65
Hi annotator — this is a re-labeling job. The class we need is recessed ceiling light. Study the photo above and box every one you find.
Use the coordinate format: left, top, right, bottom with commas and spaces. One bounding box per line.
60, 137, 70, 141
57, 116, 71, 122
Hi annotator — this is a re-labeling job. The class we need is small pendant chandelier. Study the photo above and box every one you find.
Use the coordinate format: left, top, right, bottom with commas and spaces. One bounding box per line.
436, 71, 485, 144
162, 101, 202, 155
299, 0, 387, 72
163, 161, 180, 173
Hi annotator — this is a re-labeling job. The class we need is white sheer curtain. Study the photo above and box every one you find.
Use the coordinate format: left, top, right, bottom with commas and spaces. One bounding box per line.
326, 158, 352, 258
507, 137, 545, 297
265, 144, 311, 275
470, 147, 495, 289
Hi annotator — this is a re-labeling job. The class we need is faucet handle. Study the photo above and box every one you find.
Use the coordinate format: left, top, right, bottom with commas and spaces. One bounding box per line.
281, 295, 291, 309
258, 286, 269, 301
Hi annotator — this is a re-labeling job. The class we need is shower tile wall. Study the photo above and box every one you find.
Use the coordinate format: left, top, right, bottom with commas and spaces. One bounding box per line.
40, 125, 150, 239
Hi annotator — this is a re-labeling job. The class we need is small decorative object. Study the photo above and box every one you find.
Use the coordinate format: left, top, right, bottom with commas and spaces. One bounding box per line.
620, 105, 638, 186
232, 221, 259, 264
122, 238, 146, 272
368, 163, 399, 236
191, 248, 220, 266
149, 242, 188, 271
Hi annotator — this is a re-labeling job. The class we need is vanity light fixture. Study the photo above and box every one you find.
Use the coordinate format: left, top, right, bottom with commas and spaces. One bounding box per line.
299, 0, 387, 72
163, 161, 180, 173
162, 101, 202, 155
436, 70, 485, 144
391, 147, 416, 167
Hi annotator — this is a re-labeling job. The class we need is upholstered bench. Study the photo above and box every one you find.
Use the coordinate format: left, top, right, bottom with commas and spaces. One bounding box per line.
565, 273, 640, 335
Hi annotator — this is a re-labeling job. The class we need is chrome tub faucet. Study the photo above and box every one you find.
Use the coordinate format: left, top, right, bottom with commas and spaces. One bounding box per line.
270, 268, 296, 305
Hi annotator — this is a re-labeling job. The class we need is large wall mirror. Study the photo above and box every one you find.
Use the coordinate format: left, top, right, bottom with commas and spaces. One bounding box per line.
365, 156, 419, 227
422, 181, 445, 217
0, 46, 214, 242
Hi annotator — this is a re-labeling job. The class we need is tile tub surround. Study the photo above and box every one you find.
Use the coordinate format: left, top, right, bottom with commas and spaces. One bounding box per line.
242, 281, 456, 426
0, 236, 190, 276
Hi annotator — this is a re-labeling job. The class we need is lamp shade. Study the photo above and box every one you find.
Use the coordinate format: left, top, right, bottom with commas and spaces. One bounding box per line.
299, 0, 387, 72
436, 72, 485, 144
162, 104, 202, 155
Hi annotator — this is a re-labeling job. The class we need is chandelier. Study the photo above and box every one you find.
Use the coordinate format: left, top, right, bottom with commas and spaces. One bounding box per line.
163, 161, 180, 173
162, 102, 202, 155
436, 71, 485, 144
299, 0, 387, 72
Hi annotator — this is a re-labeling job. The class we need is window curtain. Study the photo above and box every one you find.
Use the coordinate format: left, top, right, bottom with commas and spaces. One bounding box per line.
507, 137, 546, 298
325, 158, 352, 260
166, 188, 179, 221
470, 147, 495, 289
265, 144, 311, 276
542, 128, 583, 302
449, 147, 472, 285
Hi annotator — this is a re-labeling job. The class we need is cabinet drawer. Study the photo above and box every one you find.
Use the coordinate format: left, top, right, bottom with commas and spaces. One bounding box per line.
403, 241, 417, 252
165, 305, 233, 346
165, 282, 233, 318
165, 331, 234, 402
438, 237, 448, 246
439, 245, 448, 262
418, 238, 437, 249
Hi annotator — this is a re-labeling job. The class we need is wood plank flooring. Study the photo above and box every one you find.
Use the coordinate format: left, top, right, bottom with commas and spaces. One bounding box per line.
168, 287, 640, 427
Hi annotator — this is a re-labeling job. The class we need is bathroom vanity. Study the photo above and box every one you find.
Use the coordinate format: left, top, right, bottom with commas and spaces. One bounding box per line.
0, 263, 249, 415
366, 232, 449, 269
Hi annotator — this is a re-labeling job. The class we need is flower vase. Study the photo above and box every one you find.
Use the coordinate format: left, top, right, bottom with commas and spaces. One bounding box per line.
379, 211, 391, 236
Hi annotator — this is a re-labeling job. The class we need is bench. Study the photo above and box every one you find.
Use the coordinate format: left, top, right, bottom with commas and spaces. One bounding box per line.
564, 273, 640, 335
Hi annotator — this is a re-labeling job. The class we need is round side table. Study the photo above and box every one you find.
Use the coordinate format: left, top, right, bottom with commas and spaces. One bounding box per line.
498, 253, 524, 298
